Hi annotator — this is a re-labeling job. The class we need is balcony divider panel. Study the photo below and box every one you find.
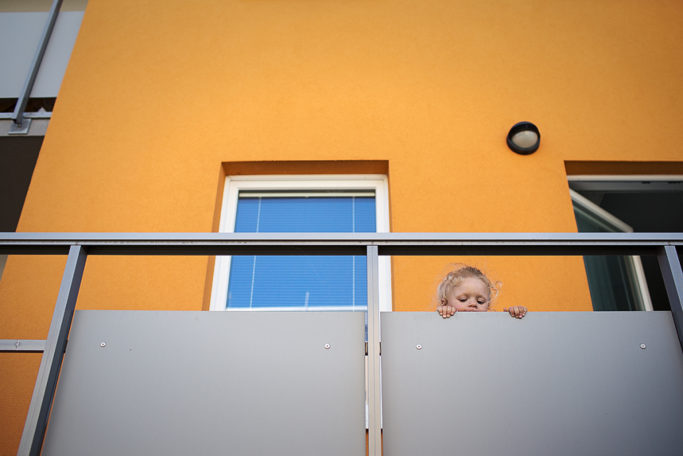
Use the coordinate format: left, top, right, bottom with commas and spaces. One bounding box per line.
381, 311, 683, 456
42, 311, 366, 456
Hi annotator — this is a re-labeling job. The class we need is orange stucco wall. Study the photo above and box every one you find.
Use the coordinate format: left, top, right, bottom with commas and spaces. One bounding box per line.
2, 0, 683, 452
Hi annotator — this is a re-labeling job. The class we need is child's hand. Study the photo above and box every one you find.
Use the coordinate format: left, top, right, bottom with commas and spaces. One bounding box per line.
504, 306, 527, 319
436, 305, 457, 319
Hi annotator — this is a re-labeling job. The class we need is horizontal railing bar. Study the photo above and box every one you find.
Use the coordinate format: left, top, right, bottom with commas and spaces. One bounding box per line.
0, 340, 46, 353
0, 233, 681, 256
378, 245, 666, 256
0, 245, 371, 256
2, 232, 683, 241
0, 112, 52, 120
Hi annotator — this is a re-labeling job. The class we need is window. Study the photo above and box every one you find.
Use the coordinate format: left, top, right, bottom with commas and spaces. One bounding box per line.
569, 175, 683, 311
210, 175, 391, 312
570, 189, 652, 311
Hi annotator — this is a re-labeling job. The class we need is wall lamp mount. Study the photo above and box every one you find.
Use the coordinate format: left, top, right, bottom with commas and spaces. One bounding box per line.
507, 121, 540, 155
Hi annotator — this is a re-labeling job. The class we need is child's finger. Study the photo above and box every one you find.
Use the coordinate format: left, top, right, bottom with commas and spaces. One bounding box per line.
505, 306, 521, 318
437, 306, 456, 318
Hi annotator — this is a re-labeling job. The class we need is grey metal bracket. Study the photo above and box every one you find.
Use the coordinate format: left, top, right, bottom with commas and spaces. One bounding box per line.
8, 118, 32, 135
0, 339, 46, 352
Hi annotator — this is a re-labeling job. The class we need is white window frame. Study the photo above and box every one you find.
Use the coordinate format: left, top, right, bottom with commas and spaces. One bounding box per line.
210, 174, 392, 312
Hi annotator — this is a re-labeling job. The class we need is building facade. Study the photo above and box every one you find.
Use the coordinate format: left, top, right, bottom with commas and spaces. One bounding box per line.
2, 0, 683, 453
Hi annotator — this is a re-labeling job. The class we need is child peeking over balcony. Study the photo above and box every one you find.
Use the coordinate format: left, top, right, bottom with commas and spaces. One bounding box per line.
436, 265, 527, 319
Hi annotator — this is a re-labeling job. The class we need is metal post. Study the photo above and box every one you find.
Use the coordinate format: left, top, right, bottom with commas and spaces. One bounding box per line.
366, 245, 382, 456
658, 245, 683, 350
18, 245, 87, 456
11, 0, 63, 133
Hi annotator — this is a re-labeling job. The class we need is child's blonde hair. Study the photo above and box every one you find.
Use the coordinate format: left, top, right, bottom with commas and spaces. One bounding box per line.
437, 265, 501, 306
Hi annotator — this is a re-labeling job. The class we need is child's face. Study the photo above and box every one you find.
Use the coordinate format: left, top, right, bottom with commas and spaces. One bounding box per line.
445, 277, 491, 312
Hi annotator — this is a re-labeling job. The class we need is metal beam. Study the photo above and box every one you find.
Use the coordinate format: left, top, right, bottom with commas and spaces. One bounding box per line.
18, 245, 86, 456
658, 245, 683, 350
0, 112, 52, 120
0, 232, 681, 256
0, 340, 45, 352
366, 245, 382, 456
12, 0, 63, 130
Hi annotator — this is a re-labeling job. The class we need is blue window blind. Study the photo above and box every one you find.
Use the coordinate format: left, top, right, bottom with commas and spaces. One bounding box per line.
227, 191, 376, 310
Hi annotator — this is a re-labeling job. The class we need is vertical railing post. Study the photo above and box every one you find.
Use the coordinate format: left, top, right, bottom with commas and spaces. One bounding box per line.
366, 245, 381, 456
18, 245, 87, 456
658, 245, 683, 351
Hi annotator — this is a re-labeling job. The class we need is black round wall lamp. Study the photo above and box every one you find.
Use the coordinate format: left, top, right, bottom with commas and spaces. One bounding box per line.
507, 121, 540, 155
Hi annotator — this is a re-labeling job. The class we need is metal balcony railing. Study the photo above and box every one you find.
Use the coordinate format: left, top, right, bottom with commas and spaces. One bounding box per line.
1, 232, 682, 456
3, 0, 62, 133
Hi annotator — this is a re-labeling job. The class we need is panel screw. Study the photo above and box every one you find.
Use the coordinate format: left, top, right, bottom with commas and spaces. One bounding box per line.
416, 344, 422, 350
324, 344, 331, 350
100, 342, 107, 347
640, 344, 646, 350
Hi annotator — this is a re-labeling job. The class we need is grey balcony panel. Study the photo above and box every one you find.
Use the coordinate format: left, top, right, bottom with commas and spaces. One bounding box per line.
42, 311, 365, 456
381, 311, 683, 456
0, 11, 83, 98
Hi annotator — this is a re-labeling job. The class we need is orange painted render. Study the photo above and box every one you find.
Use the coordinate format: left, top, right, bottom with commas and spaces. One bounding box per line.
2, 0, 683, 452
